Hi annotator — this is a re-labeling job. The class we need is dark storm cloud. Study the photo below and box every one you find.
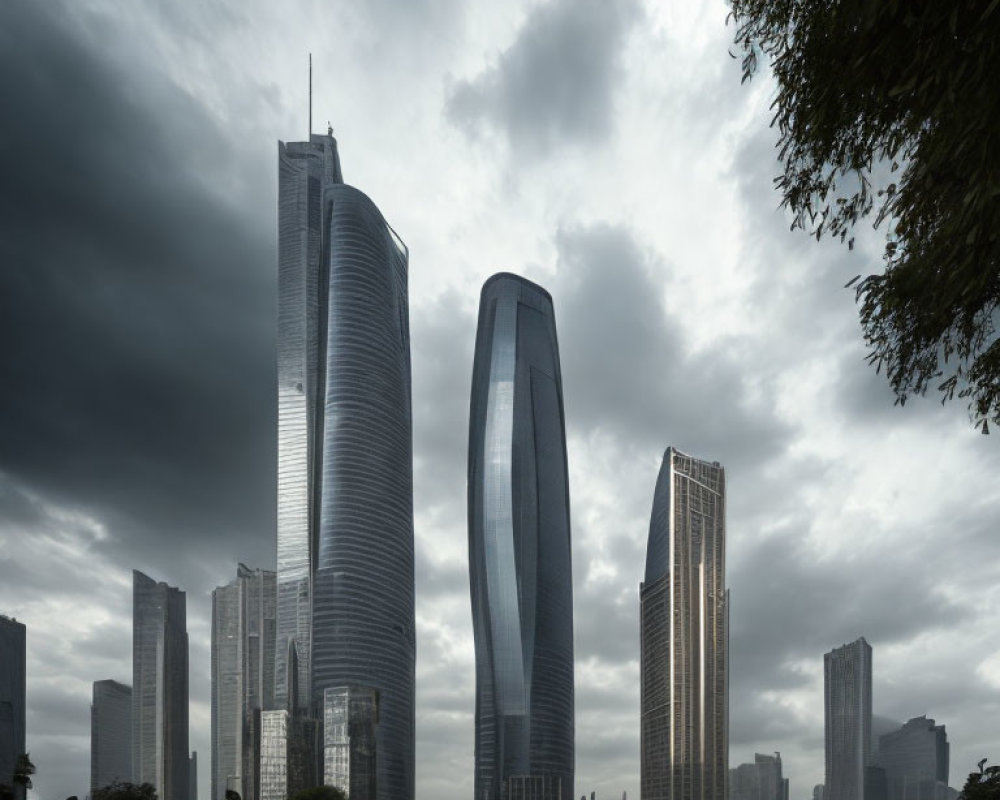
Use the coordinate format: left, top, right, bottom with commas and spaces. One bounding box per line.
445, 0, 641, 157
0, 1, 276, 583
550, 222, 792, 474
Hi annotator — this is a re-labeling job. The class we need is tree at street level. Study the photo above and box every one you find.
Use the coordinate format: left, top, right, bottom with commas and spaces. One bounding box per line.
91, 781, 158, 800
960, 759, 1000, 800
730, 0, 1000, 431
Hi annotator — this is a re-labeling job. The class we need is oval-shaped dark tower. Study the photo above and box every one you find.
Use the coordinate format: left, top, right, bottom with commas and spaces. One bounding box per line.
468, 273, 574, 800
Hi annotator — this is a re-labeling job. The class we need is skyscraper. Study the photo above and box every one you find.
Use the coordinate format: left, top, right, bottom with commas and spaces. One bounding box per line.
277, 127, 414, 800
92, 679, 132, 792
133, 570, 189, 800
468, 273, 575, 800
824, 637, 873, 800
878, 716, 950, 800
730, 754, 788, 800
0, 615, 26, 794
640, 448, 728, 800
212, 565, 276, 800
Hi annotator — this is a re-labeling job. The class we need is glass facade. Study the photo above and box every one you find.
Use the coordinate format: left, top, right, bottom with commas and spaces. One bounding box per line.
259, 710, 318, 800
468, 274, 574, 800
91, 679, 132, 792
132, 570, 189, 800
211, 566, 276, 800
640, 449, 728, 800
323, 686, 378, 799
878, 716, 950, 800
277, 130, 414, 800
0, 615, 26, 793
824, 638, 873, 800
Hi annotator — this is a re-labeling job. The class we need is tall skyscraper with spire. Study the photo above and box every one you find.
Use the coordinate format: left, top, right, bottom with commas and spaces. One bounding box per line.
825, 638, 872, 800
468, 273, 575, 800
276, 124, 414, 800
132, 570, 189, 800
640, 448, 728, 800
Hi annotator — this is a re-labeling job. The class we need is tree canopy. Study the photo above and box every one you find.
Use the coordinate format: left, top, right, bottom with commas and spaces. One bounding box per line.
730, 0, 1000, 431
287, 786, 347, 800
961, 759, 1000, 800
91, 781, 158, 800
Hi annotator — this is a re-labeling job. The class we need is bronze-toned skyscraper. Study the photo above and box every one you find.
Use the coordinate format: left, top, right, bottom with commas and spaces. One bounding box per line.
640, 448, 728, 800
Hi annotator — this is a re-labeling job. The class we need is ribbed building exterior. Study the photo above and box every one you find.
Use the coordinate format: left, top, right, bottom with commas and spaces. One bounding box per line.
133, 570, 189, 800
825, 638, 872, 800
92, 679, 132, 791
468, 273, 574, 800
640, 448, 728, 800
0, 615, 26, 793
878, 716, 950, 800
277, 129, 414, 800
211, 565, 276, 800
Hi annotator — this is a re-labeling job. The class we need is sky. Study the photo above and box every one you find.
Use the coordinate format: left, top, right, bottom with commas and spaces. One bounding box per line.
1, 1, 999, 799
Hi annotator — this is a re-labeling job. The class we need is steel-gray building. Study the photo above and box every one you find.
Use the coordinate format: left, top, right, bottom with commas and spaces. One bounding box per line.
468, 273, 574, 800
133, 570, 189, 800
212, 565, 276, 800
878, 716, 951, 800
730, 754, 788, 800
824, 638, 872, 800
91, 679, 132, 791
277, 127, 414, 800
640, 448, 728, 800
0, 615, 26, 794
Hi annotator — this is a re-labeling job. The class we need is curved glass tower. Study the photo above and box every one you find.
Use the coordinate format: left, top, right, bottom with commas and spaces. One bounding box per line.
640, 448, 728, 800
468, 273, 574, 800
277, 130, 414, 800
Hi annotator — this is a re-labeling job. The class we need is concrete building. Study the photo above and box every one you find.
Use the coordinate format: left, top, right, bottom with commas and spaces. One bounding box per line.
824, 638, 872, 800
0, 615, 26, 794
91, 679, 132, 791
211, 565, 276, 800
132, 570, 189, 800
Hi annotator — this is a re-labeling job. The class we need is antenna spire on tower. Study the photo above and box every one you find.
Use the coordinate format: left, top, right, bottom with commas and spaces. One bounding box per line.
308, 53, 313, 136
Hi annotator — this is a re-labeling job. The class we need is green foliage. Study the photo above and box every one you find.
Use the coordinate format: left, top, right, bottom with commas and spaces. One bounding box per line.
287, 786, 347, 800
91, 781, 158, 800
961, 759, 1000, 800
12, 754, 34, 790
730, 0, 1000, 430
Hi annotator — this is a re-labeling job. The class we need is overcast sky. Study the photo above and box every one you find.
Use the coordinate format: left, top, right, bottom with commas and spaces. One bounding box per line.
1, 1, 999, 799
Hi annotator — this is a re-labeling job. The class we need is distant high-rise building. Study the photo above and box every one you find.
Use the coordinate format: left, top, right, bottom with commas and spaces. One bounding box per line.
322, 686, 378, 799
91, 680, 132, 791
730, 754, 788, 800
212, 565, 276, 800
277, 127, 414, 800
640, 448, 728, 800
133, 570, 189, 800
0, 615, 26, 793
824, 637, 872, 800
878, 716, 951, 800
468, 274, 574, 800
190, 753, 198, 800
814, 785, 826, 800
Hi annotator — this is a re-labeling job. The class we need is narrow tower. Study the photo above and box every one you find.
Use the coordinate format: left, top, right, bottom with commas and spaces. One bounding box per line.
468, 273, 574, 800
640, 448, 728, 800
824, 638, 872, 800
132, 570, 189, 800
